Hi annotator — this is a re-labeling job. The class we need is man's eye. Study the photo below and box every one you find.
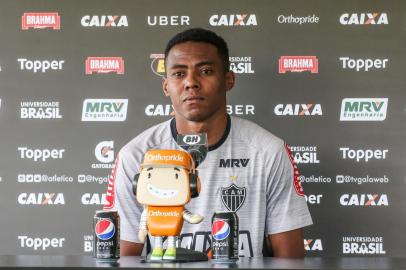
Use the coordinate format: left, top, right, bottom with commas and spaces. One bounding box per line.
175, 173, 178, 179
172, 71, 184, 77
148, 173, 151, 179
201, 68, 213, 75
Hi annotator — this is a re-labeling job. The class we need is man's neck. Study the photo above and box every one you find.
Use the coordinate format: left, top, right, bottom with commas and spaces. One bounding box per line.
175, 113, 228, 147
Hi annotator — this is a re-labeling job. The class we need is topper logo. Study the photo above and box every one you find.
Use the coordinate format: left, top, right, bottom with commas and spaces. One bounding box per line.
209, 14, 257, 26
183, 135, 200, 145
22, 12, 60, 30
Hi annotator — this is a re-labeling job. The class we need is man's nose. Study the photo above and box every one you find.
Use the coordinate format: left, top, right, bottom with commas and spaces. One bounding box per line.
184, 73, 200, 91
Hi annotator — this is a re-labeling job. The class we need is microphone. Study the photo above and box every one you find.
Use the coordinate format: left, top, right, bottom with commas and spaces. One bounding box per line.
176, 133, 208, 167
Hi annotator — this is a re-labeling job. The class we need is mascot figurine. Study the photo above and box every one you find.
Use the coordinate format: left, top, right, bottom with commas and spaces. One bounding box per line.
134, 149, 203, 261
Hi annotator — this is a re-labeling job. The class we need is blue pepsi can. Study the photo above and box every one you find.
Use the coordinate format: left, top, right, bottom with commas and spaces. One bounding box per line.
211, 211, 239, 262
93, 210, 120, 260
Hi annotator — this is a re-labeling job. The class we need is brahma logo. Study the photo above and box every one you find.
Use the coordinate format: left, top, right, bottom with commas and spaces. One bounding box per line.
81, 99, 128, 122
274, 104, 323, 116
340, 194, 389, 206
343, 236, 386, 255
150, 54, 165, 77
85, 57, 124, 74
18, 193, 65, 205
81, 15, 128, 27
229, 56, 254, 74
340, 98, 388, 121
20, 101, 62, 119
92, 141, 114, 169
147, 15, 190, 26
209, 14, 257, 26
279, 56, 318, 73
81, 193, 107, 205
289, 146, 319, 164
340, 13, 388, 25
22, 12, 60, 30
304, 239, 323, 251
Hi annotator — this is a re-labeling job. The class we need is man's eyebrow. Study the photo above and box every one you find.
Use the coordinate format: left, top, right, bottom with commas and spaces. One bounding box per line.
147, 167, 154, 171
168, 61, 215, 70
174, 167, 180, 171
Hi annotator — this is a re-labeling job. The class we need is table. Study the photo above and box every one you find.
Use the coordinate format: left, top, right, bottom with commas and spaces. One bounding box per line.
0, 256, 405, 270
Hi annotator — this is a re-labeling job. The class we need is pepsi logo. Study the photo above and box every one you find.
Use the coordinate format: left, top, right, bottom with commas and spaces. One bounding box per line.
95, 219, 115, 240
212, 219, 230, 241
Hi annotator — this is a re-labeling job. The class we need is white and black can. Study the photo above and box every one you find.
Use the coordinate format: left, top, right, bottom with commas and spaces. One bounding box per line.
93, 210, 120, 260
211, 211, 239, 262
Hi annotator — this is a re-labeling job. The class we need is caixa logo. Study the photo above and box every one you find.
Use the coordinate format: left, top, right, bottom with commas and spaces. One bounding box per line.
22, 12, 60, 30
209, 14, 257, 26
18, 193, 65, 205
81, 193, 107, 205
18, 236, 65, 251
340, 13, 388, 25
340, 194, 388, 206
81, 15, 128, 27
274, 104, 323, 116
304, 239, 323, 251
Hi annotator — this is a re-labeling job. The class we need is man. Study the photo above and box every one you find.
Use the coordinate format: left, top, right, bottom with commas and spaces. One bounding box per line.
105, 28, 312, 258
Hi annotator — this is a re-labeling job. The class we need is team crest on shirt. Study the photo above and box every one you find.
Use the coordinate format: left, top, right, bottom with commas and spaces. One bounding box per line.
221, 184, 246, 212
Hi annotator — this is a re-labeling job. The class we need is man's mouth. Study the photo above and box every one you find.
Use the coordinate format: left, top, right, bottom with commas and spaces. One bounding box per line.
183, 96, 205, 103
147, 184, 179, 199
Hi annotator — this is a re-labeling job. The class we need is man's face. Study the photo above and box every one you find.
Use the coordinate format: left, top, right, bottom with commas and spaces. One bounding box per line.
163, 41, 234, 122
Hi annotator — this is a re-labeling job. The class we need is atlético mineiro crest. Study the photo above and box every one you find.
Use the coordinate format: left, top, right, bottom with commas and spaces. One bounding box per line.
221, 184, 246, 212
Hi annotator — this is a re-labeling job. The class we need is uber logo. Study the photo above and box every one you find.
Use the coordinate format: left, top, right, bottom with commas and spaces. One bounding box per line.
147, 15, 190, 26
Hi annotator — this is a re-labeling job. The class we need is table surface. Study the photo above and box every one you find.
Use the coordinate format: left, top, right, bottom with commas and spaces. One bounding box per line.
0, 256, 405, 270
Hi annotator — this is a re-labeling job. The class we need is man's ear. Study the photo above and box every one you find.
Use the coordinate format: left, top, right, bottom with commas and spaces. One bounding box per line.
225, 71, 235, 92
162, 77, 170, 96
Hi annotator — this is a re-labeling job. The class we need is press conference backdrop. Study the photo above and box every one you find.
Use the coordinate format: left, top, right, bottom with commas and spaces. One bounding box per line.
0, 0, 405, 257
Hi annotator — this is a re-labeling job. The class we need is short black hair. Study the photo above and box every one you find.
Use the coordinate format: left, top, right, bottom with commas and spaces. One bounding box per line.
164, 28, 230, 72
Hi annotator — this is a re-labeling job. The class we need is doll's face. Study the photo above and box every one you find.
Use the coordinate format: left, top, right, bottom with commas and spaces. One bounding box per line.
136, 166, 190, 206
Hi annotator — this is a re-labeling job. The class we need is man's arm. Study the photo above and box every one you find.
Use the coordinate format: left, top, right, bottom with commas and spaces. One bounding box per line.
120, 240, 144, 256
268, 228, 304, 258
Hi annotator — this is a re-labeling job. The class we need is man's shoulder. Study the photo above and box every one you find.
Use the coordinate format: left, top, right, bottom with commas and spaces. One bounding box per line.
230, 116, 284, 151
120, 119, 174, 158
